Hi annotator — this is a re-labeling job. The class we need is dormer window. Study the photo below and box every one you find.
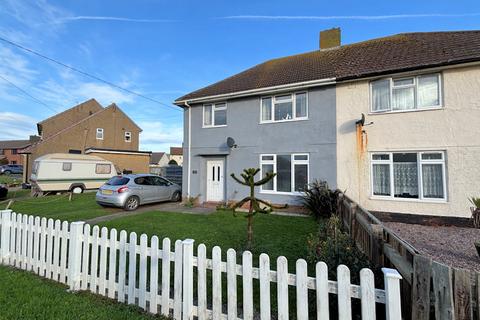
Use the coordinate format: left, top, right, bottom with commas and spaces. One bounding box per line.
371, 73, 441, 113
261, 92, 308, 123
96, 128, 104, 140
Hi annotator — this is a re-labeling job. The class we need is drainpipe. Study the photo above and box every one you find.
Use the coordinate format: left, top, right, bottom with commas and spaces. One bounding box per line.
184, 101, 192, 197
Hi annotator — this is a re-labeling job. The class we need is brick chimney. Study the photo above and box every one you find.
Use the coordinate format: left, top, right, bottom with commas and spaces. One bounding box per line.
319, 28, 341, 49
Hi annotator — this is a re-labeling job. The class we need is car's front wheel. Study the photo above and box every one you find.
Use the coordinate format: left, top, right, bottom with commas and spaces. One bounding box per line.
171, 191, 182, 202
124, 196, 140, 211
3, 170, 11, 175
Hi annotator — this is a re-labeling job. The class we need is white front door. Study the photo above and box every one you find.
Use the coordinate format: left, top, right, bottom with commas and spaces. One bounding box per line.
206, 160, 224, 202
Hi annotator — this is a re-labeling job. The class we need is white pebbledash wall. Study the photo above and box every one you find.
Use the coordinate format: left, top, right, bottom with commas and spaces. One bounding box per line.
336, 65, 480, 217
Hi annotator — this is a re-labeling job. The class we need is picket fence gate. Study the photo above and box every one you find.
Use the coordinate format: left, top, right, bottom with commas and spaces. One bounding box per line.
0, 210, 402, 319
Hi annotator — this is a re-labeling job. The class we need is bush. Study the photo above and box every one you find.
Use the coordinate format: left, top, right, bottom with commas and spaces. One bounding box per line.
470, 197, 480, 228
307, 215, 372, 284
301, 180, 340, 219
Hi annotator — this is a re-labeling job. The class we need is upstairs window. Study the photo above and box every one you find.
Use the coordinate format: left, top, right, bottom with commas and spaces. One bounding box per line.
203, 103, 227, 127
96, 128, 104, 140
125, 131, 132, 142
261, 92, 308, 123
371, 73, 441, 112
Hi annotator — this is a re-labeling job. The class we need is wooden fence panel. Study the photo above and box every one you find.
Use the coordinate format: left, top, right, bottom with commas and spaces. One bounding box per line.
431, 262, 454, 320
454, 268, 473, 320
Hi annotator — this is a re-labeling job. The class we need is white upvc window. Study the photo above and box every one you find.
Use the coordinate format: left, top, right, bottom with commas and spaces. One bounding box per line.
371, 151, 446, 201
370, 73, 442, 113
260, 92, 308, 123
260, 153, 309, 194
203, 103, 227, 127
96, 128, 104, 140
125, 131, 132, 142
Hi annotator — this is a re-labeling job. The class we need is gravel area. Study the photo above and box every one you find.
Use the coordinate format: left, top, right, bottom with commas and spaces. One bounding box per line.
385, 222, 480, 272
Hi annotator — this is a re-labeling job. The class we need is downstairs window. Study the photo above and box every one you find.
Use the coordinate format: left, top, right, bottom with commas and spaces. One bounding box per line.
260, 153, 309, 193
371, 151, 446, 201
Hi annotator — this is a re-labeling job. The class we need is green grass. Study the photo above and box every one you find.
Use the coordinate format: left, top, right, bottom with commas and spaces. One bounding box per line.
4, 189, 31, 200
0, 265, 168, 320
10, 192, 116, 221
0, 174, 21, 185
99, 210, 317, 269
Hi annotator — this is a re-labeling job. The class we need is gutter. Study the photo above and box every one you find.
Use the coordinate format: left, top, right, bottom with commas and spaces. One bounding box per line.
174, 77, 336, 106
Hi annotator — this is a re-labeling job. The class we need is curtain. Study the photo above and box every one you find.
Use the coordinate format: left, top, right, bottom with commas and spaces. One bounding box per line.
422, 164, 444, 198
295, 93, 307, 118
392, 87, 415, 110
261, 98, 272, 121
417, 75, 439, 107
372, 80, 390, 111
393, 162, 418, 197
372, 164, 391, 196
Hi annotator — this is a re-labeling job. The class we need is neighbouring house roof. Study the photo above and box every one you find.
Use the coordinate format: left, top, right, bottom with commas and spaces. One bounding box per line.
0, 139, 31, 150
170, 147, 183, 156
84, 148, 152, 155
150, 152, 166, 164
175, 31, 480, 103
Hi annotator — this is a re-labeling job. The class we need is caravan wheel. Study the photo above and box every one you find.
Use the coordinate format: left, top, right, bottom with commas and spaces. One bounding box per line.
72, 186, 84, 194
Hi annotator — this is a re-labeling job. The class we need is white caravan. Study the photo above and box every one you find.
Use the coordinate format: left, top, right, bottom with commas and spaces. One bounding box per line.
30, 153, 117, 194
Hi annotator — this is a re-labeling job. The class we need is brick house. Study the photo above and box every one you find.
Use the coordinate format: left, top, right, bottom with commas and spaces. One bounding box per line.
0, 136, 39, 165
20, 99, 150, 182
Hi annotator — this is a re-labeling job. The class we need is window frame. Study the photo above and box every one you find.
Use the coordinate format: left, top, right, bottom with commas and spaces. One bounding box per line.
370, 151, 447, 202
202, 102, 227, 128
96, 128, 104, 140
259, 153, 310, 194
370, 73, 442, 114
260, 91, 308, 124
125, 131, 132, 142
95, 163, 111, 174
62, 162, 72, 171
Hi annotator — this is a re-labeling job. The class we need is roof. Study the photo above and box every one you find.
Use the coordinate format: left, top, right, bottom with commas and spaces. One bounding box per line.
175, 31, 480, 102
170, 147, 183, 156
35, 153, 109, 162
85, 148, 151, 155
0, 140, 31, 149
150, 152, 166, 164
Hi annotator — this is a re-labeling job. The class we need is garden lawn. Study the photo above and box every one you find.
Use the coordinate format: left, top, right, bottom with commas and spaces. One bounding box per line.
98, 210, 318, 269
0, 265, 167, 320
10, 192, 116, 222
0, 174, 21, 185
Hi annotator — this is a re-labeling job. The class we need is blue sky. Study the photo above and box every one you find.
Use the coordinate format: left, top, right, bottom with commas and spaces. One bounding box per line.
1, 0, 480, 152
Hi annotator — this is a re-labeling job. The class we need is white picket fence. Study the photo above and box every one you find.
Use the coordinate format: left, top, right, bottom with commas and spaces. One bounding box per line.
0, 209, 402, 319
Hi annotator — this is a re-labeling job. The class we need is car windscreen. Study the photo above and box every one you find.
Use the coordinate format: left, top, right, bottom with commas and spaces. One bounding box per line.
106, 177, 130, 186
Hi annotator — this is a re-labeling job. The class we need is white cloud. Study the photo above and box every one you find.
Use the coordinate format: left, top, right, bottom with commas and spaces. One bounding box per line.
72, 82, 136, 106
0, 112, 38, 140
54, 16, 175, 24
220, 13, 480, 21
138, 120, 183, 151
1, 0, 69, 28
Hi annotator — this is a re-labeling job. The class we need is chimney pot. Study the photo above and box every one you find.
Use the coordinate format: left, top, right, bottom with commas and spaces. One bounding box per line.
320, 28, 341, 49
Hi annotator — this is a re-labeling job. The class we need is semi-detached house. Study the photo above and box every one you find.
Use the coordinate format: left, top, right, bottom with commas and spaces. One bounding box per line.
174, 29, 480, 218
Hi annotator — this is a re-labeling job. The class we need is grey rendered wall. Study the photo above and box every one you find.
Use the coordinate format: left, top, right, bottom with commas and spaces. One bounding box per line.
183, 85, 337, 205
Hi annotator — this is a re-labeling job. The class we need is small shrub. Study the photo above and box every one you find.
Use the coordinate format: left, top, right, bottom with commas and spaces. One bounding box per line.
307, 215, 372, 284
301, 180, 340, 220
183, 195, 200, 208
470, 197, 480, 228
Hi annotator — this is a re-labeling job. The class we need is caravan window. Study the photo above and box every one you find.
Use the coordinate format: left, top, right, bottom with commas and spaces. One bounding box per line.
62, 162, 72, 171
96, 163, 111, 174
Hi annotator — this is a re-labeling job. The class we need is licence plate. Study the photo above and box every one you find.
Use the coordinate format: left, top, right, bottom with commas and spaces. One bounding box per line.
101, 189, 113, 195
